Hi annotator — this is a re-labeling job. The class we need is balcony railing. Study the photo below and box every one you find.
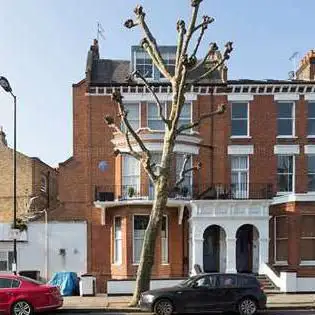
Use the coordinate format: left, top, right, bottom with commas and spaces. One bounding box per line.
95, 183, 274, 202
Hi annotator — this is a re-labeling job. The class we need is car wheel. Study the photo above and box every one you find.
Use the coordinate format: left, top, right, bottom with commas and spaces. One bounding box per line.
11, 300, 33, 315
238, 298, 257, 315
154, 299, 174, 315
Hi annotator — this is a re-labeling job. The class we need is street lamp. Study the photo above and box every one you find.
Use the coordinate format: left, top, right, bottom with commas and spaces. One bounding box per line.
0, 76, 17, 274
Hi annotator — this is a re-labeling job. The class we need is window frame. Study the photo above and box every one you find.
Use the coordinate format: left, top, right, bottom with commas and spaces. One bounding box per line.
113, 216, 122, 265
121, 102, 141, 132
276, 101, 295, 138
276, 155, 295, 194
307, 155, 315, 192
147, 102, 167, 131
230, 155, 249, 199
307, 102, 315, 138
134, 52, 153, 79
178, 102, 193, 134
133, 214, 150, 265
300, 215, 315, 265
121, 155, 141, 199
161, 215, 169, 264
230, 102, 250, 138
0, 251, 13, 272
274, 216, 289, 265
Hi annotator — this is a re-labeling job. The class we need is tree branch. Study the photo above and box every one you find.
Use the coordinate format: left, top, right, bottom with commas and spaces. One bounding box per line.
175, 20, 186, 73
190, 16, 215, 59
131, 70, 170, 127
176, 104, 226, 134
107, 90, 157, 182
175, 154, 201, 187
125, 6, 172, 81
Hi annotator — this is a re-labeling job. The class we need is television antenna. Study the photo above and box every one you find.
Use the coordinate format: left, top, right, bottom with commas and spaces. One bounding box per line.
289, 51, 299, 79
97, 22, 105, 41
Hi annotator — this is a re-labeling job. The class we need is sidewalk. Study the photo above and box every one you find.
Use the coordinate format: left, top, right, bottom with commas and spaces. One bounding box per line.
57, 293, 315, 312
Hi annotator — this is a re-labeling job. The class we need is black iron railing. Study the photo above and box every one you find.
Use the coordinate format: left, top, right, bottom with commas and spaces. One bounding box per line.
95, 183, 275, 202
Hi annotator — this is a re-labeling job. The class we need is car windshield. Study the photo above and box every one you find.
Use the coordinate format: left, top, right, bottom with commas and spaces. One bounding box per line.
19, 276, 45, 285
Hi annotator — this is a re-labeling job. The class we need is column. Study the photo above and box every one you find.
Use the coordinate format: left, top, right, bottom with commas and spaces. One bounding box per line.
226, 238, 236, 273
190, 239, 204, 275
258, 238, 269, 274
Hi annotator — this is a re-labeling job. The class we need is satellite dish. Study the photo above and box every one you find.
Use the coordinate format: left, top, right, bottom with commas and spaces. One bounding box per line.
98, 160, 108, 172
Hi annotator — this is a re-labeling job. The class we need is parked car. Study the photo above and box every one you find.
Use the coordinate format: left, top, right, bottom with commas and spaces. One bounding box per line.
139, 273, 267, 315
0, 274, 63, 315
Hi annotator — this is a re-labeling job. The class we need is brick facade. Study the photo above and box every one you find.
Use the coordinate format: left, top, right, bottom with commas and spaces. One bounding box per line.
56, 42, 315, 292
0, 129, 58, 223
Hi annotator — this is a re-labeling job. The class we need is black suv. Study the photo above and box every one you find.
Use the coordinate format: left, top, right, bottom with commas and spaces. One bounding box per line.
139, 273, 266, 315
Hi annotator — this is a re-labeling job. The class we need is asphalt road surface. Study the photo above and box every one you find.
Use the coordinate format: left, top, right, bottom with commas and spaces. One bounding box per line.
52, 311, 315, 315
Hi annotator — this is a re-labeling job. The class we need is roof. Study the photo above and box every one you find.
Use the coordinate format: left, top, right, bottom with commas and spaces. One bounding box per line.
91, 59, 130, 84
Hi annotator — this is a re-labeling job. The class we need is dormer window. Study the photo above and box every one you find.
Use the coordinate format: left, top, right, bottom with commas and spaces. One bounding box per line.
135, 52, 153, 78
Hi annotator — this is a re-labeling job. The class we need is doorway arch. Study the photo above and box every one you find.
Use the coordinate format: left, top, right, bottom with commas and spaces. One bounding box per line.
236, 224, 260, 273
203, 225, 226, 273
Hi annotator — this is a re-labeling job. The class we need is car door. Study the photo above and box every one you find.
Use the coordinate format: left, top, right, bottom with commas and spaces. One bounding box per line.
216, 275, 239, 310
0, 278, 17, 313
181, 275, 220, 312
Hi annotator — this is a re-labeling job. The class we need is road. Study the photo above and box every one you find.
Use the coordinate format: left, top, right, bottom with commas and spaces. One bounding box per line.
54, 311, 315, 315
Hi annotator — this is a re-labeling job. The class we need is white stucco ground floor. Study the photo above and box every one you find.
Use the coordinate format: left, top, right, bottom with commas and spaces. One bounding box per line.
0, 221, 87, 280
189, 200, 270, 276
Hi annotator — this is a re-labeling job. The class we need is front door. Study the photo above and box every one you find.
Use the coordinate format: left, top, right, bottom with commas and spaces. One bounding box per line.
203, 226, 220, 272
236, 225, 253, 273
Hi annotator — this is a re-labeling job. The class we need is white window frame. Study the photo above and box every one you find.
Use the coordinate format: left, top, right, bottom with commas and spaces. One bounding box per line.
276, 101, 295, 138
147, 102, 167, 131
308, 155, 315, 192
134, 51, 153, 79
230, 155, 249, 199
161, 215, 169, 264
159, 52, 176, 80
274, 216, 288, 265
276, 155, 295, 194
230, 102, 250, 138
307, 102, 315, 138
178, 102, 193, 134
133, 214, 149, 265
122, 155, 140, 199
0, 251, 13, 272
121, 102, 141, 132
113, 216, 122, 265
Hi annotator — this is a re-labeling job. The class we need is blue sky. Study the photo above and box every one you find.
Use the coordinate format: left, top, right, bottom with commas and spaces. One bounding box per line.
0, 0, 314, 166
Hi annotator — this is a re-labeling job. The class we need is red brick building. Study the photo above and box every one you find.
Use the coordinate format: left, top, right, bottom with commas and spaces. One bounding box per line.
57, 41, 315, 292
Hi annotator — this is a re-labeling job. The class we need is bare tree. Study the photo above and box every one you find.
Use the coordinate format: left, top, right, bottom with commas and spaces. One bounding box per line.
105, 0, 232, 306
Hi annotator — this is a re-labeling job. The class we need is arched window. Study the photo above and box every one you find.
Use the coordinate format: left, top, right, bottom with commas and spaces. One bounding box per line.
40, 175, 47, 193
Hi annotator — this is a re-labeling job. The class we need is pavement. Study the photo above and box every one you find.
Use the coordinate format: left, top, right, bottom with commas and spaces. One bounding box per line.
55, 293, 315, 313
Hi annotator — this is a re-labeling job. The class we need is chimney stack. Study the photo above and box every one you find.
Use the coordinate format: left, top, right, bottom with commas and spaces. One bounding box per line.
0, 126, 7, 146
296, 50, 315, 81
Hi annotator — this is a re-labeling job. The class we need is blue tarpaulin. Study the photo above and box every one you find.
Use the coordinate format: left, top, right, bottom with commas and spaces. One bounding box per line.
48, 272, 78, 296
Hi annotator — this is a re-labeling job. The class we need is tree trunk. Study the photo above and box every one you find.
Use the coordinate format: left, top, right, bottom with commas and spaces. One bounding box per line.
129, 134, 174, 306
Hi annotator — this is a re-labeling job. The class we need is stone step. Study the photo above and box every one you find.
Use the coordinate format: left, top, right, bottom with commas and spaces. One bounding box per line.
256, 274, 280, 291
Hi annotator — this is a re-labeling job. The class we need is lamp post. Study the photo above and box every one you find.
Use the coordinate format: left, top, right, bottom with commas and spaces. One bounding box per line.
0, 76, 17, 274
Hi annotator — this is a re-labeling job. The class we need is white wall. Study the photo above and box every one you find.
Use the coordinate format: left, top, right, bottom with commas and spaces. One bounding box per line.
0, 222, 87, 280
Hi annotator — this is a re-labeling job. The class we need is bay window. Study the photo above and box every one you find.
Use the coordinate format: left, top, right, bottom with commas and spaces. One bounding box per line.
176, 154, 192, 197
161, 216, 169, 264
148, 103, 166, 130
308, 155, 315, 191
133, 215, 149, 264
300, 215, 315, 263
122, 155, 140, 198
274, 216, 289, 263
308, 102, 315, 136
114, 217, 122, 264
121, 103, 140, 131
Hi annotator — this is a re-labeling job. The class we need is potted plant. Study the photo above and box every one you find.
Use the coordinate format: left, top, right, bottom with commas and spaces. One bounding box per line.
128, 186, 135, 198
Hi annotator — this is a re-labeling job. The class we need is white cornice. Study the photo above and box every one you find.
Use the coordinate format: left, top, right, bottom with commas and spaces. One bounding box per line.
228, 145, 254, 155
305, 145, 315, 154
228, 94, 254, 101
274, 145, 300, 155
274, 94, 299, 101
272, 193, 315, 205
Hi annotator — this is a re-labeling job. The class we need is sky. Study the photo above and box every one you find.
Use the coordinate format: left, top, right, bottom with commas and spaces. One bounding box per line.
0, 0, 314, 167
